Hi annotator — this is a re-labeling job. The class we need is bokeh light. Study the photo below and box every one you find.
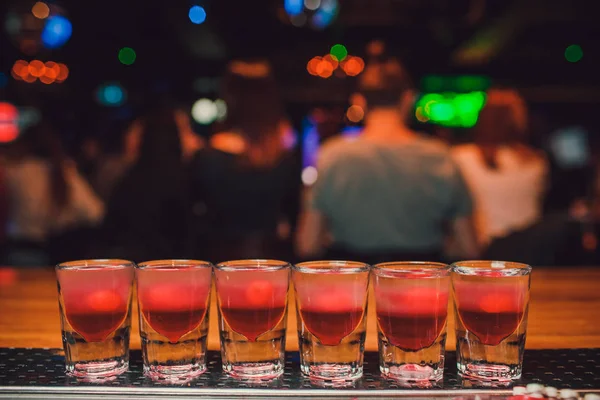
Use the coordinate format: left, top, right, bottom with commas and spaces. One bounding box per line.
284, 0, 303, 16
346, 105, 364, 123
56, 63, 69, 82
188, 5, 207, 24
44, 61, 60, 80
307, 56, 322, 75
330, 44, 347, 61
415, 91, 485, 127
304, 0, 321, 10
316, 59, 334, 78
215, 99, 227, 121
0, 102, 20, 143
41, 16, 72, 49
118, 47, 136, 65
301, 166, 318, 186
342, 56, 364, 76
97, 83, 126, 107
565, 44, 583, 63
290, 13, 307, 27
31, 2, 50, 19
191, 98, 218, 125
28, 60, 45, 77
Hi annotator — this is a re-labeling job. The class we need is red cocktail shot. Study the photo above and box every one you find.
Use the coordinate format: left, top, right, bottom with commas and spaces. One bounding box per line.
373, 262, 450, 382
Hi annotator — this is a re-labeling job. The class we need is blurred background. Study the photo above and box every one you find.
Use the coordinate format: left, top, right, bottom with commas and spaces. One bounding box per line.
0, 0, 598, 268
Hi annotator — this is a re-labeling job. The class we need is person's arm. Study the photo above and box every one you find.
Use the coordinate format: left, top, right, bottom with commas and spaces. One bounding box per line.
295, 188, 328, 259
67, 164, 105, 225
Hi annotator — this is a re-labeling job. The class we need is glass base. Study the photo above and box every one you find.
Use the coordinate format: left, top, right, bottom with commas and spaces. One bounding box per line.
66, 359, 128, 380
381, 363, 443, 382
458, 362, 522, 382
223, 362, 283, 380
301, 363, 363, 385
144, 363, 206, 382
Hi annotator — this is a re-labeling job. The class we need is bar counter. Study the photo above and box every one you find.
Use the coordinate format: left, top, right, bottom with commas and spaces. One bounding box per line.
1, 266, 599, 351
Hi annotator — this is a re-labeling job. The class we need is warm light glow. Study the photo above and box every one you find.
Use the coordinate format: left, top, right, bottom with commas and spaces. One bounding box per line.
415, 107, 429, 122
28, 60, 46, 77
323, 54, 338, 69
307, 56, 322, 76
56, 63, 69, 82
11, 60, 28, 81
350, 93, 366, 108
0, 102, 19, 143
44, 61, 60, 79
31, 2, 50, 19
346, 105, 364, 123
316, 59, 333, 78
342, 56, 364, 76
191, 98, 218, 125
39, 75, 54, 84
301, 166, 318, 186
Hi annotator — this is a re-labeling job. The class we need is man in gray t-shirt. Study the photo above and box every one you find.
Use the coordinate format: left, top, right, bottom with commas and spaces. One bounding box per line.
296, 53, 478, 262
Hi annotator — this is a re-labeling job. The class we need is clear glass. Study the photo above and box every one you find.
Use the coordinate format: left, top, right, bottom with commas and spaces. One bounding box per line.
136, 260, 213, 382
373, 262, 449, 385
56, 259, 134, 380
214, 259, 290, 379
293, 260, 370, 385
451, 260, 531, 383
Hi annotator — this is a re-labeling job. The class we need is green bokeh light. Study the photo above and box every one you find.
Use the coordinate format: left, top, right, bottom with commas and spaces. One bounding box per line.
564, 45, 583, 63
330, 44, 348, 61
415, 90, 487, 128
118, 47, 137, 65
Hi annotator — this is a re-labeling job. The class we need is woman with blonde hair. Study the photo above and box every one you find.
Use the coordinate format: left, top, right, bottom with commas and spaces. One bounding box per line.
451, 89, 549, 259
189, 59, 299, 261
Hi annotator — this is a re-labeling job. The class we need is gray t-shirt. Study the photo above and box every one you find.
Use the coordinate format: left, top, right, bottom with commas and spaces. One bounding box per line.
311, 135, 472, 252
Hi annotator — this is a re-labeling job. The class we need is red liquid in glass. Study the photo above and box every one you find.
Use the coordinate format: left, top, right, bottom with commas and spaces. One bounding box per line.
458, 309, 524, 346
67, 309, 127, 342
300, 308, 363, 346
142, 308, 207, 343
377, 312, 446, 351
221, 306, 286, 341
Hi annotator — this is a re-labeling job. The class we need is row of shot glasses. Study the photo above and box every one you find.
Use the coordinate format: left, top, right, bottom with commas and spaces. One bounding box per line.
56, 259, 531, 385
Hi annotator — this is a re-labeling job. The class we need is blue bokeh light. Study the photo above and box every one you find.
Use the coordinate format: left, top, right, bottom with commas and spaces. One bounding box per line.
41, 15, 72, 49
189, 6, 207, 24
284, 0, 303, 16
97, 83, 126, 107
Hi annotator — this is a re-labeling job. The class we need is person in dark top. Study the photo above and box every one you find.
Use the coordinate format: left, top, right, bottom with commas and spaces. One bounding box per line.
189, 60, 300, 262
100, 106, 190, 261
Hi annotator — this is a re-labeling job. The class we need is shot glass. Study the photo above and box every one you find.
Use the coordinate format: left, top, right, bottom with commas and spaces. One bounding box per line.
293, 261, 370, 384
214, 259, 290, 379
373, 262, 450, 383
136, 260, 213, 381
56, 259, 134, 379
451, 260, 531, 383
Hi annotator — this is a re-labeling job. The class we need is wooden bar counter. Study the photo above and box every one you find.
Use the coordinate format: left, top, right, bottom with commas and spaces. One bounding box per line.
1, 267, 599, 351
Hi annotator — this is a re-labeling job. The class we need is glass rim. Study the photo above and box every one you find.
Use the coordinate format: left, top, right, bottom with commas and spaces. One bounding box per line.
56, 259, 135, 271
215, 259, 290, 272
293, 260, 370, 274
373, 261, 449, 276
451, 260, 532, 275
136, 259, 213, 270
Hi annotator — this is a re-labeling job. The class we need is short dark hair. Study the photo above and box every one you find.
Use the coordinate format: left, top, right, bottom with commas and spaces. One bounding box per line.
358, 56, 412, 107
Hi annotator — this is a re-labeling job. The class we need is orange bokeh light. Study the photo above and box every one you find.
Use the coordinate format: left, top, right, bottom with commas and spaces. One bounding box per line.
12, 60, 29, 81
307, 56, 322, 76
28, 60, 46, 77
342, 56, 365, 76
39, 75, 55, 84
316, 60, 334, 78
56, 63, 69, 82
346, 105, 365, 123
323, 54, 339, 69
31, 1, 50, 19
44, 61, 60, 79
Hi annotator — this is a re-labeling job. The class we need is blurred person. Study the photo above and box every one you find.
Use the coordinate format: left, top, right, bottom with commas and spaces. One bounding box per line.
451, 90, 548, 251
1, 123, 104, 266
100, 106, 191, 261
189, 60, 300, 262
296, 53, 479, 264
94, 108, 202, 202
